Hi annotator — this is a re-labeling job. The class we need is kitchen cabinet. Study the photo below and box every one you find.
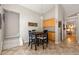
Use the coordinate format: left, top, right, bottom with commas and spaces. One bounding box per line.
43, 18, 55, 28
48, 32, 55, 42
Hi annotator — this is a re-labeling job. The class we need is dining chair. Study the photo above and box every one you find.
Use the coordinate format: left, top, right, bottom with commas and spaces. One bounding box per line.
31, 32, 37, 50
28, 30, 37, 50
43, 30, 48, 47
28, 30, 32, 46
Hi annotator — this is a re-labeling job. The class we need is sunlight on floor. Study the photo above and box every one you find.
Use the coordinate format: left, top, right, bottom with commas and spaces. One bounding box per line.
66, 34, 76, 44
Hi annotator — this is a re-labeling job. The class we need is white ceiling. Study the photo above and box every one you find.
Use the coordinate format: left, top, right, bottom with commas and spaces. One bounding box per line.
20, 4, 79, 16
62, 4, 79, 16
20, 4, 55, 14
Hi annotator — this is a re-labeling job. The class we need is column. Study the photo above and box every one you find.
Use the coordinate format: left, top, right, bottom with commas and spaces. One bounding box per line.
55, 5, 59, 44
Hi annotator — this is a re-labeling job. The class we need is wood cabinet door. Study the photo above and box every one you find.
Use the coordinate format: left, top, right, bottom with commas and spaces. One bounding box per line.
48, 32, 55, 41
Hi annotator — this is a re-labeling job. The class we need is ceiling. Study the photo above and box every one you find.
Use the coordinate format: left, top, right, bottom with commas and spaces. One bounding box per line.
19, 4, 79, 16
20, 4, 55, 14
62, 4, 79, 16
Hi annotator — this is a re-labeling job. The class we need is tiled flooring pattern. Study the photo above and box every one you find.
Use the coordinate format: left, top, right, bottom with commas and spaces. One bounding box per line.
2, 43, 79, 55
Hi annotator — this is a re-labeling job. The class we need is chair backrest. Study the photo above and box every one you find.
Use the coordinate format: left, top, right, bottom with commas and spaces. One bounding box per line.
29, 30, 32, 40
31, 32, 36, 39
28, 30, 37, 44
43, 30, 48, 39
43, 30, 48, 33
31, 29, 36, 39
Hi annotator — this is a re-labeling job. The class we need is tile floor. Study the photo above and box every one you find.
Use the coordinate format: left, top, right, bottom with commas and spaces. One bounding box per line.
2, 42, 79, 55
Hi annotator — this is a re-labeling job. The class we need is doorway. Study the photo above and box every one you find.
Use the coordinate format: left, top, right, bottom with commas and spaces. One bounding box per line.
65, 17, 77, 44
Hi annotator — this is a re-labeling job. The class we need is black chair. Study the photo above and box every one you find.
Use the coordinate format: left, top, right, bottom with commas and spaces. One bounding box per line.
28, 30, 32, 46
31, 32, 37, 50
43, 30, 48, 47
28, 30, 38, 50
44, 30, 48, 33
28, 30, 37, 50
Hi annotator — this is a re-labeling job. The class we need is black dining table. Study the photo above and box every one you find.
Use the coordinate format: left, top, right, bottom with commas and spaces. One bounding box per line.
35, 32, 44, 36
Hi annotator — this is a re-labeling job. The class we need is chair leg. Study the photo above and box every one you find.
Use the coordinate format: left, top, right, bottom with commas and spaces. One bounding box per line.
43, 44, 44, 49
31, 43, 32, 49
35, 44, 37, 50
46, 43, 48, 47
42, 40, 44, 49
37, 39, 39, 46
28, 41, 30, 46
